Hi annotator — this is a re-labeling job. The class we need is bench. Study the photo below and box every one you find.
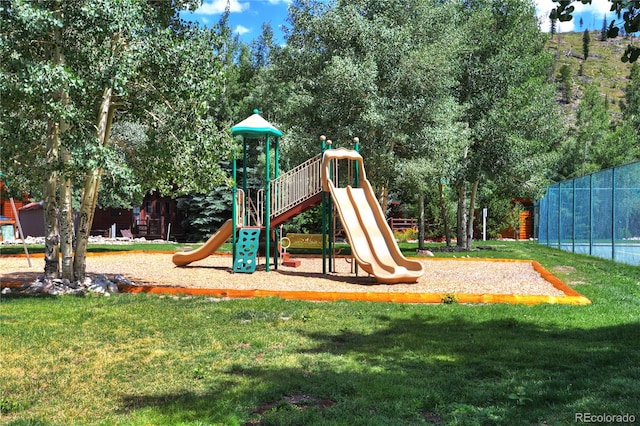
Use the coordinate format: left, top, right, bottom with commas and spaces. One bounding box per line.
284, 233, 328, 249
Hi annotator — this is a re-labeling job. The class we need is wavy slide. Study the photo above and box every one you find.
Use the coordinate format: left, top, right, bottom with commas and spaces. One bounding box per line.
322, 148, 425, 284
172, 219, 233, 267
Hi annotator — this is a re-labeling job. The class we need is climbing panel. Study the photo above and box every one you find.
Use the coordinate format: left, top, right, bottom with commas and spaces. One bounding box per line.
234, 228, 261, 273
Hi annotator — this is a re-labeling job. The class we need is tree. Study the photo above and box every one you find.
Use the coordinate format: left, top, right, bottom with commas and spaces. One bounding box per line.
575, 85, 611, 175
601, 15, 608, 41
550, 0, 640, 62
256, 0, 560, 250
453, 0, 561, 249
590, 64, 640, 167
395, 101, 470, 248
266, 0, 464, 215
552, 79, 639, 180
0, 1, 234, 281
583, 29, 590, 60
559, 64, 573, 103
622, 63, 640, 133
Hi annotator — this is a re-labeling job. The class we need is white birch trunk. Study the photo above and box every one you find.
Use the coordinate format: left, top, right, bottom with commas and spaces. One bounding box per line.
60, 158, 74, 280
59, 89, 73, 280
43, 120, 60, 279
73, 87, 113, 280
43, 20, 64, 279
439, 182, 451, 247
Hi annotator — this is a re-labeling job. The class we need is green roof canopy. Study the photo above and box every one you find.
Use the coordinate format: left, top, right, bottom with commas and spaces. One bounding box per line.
231, 109, 283, 138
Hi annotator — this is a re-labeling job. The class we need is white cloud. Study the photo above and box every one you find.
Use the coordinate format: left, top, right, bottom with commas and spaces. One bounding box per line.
196, 0, 250, 15
235, 25, 251, 35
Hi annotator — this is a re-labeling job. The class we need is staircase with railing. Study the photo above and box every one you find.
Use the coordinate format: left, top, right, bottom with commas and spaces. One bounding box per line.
242, 153, 324, 227
271, 153, 323, 219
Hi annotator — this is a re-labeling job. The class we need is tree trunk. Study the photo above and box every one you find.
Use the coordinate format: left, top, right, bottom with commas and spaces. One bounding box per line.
378, 185, 389, 216
59, 90, 73, 280
418, 192, 425, 250
466, 180, 479, 251
43, 120, 60, 279
73, 87, 114, 281
456, 183, 467, 248
43, 20, 64, 279
439, 182, 451, 247
60, 160, 74, 281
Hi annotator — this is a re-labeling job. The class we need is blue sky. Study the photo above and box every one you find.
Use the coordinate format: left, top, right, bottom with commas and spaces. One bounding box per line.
536, 0, 619, 33
180, 0, 620, 45
180, 0, 292, 43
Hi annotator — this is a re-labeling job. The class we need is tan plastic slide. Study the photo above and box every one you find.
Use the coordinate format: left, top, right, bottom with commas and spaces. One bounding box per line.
322, 148, 425, 284
172, 219, 233, 266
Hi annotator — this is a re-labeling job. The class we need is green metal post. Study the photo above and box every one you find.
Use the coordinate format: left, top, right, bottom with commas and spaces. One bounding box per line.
353, 137, 359, 276
557, 183, 561, 249
265, 134, 271, 272
243, 137, 248, 225
353, 137, 360, 187
589, 174, 593, 255
274, 137, 280, 270
321, 135, 327, 275
612, 166, 617, 262
232, 147, 237, 267
572, 178, 576, 253
327, 139, 334, 272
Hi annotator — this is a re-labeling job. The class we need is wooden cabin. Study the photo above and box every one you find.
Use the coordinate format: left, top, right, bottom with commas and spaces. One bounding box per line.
499, 198, 534, 240
130, 192, 184, 240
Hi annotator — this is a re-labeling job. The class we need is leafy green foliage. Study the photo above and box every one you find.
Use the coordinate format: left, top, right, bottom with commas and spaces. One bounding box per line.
267, 0, 463, 195
1, 0, 235, 201
1, 0, 238, 279
559, 64, 573, 104
622, 63, 640, 132
177, 190, 233, 242
282, 205, 322, 234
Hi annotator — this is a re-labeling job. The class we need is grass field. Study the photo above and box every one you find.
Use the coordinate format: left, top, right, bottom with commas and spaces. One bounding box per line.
1, 241, 639, 425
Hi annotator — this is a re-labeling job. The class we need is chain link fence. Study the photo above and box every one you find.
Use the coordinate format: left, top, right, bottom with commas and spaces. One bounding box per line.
536, 161, 640, 265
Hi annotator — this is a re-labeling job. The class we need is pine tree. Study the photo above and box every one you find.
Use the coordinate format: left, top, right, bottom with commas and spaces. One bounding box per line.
576, 85, 610, 174
583, 29, 590, 60
559, 65, 573, 104
601, 15, 608, 41
622, 63, 640, 133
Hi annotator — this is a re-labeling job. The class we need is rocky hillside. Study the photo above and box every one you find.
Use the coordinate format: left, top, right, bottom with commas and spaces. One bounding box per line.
547, 31, 638, 118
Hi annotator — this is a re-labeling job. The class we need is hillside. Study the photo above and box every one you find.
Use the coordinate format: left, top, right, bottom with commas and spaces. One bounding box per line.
547, 31, 637, 119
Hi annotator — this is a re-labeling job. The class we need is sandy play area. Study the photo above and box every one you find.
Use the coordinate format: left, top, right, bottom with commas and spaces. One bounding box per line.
0, 252, 590, 305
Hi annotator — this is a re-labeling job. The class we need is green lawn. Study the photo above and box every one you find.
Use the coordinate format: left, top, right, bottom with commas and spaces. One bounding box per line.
0, 242, 183, 255
1, 241, 639, 425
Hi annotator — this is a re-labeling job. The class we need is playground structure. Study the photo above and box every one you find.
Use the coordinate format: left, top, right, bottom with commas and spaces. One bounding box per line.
172, 110, 425, 283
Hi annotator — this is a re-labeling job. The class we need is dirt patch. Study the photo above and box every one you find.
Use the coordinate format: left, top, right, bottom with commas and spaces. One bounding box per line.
553, 265, 576, 273
246, 394, 335, 425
